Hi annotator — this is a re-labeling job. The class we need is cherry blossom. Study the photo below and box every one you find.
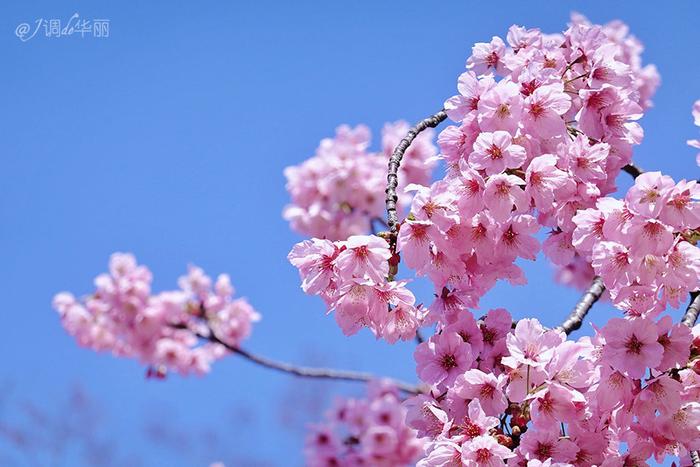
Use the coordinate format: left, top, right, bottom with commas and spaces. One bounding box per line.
305, 381, 423, 466
53, 253, 260, 376
284, 121, 437, 240
688, 99, 700, 166
54, 14, 700, 467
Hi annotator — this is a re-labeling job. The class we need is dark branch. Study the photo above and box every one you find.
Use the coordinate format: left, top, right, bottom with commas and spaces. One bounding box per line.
385, 110, 447, 238
556, 276, 606, 335
682, 291, 700, 328
690, 450, 700, 467
184, 324, 425, 395
679, 292, 700, 465
621, 163, 644, 179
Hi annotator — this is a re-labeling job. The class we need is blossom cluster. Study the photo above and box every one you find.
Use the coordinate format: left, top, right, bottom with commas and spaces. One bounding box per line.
297, 17, 700, 465
284, 121, 437, 240
289, 15, 663, 332
572, 172, 700, 314
688, 99, 700, 166
305, 380, 424, 466
288, 235, 425, 342
52, 253, 260, 376
405, 309, 700, 466
392, 14, 661, 322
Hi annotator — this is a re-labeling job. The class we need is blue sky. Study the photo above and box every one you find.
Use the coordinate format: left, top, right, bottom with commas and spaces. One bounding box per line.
1, 1, 699, 465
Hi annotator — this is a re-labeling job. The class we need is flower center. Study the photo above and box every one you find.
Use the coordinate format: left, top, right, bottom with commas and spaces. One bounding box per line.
625, 334, 643, 355
529, 101, 545, 118
535, 442, 553, 459
463, 419, 482, 438
482, 327, 496, 344
486, 52, 500, 68
488, 144, 503, 160
476, 448, 492, 462
441, 354, 458, 370
496, 103, 511, 118
480, 384, 496, 399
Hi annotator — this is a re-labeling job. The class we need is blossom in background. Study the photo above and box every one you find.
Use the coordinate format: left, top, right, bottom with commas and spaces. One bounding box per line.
53, 253, 260, 376
283, 121, 437, 241
687, 99, 700, 166
304, 381, 423, 467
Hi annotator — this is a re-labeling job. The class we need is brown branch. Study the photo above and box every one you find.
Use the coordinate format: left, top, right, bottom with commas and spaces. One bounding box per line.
621, 163, 644, 179
555, 276, 606, 335
682, 291, 700, 328
385, 110, 447, 237
182, 324, 425, 395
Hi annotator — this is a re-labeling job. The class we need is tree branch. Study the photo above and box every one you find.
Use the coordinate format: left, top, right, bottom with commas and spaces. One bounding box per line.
621, 163, 644, 179
555, 276, 606, 335
183, 324, 425, 395
682, 291, 700, 329
690, 450, 700, 467
385, 110, 447, 238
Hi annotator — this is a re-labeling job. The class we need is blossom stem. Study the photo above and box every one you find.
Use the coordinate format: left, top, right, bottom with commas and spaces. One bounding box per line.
555, 276, 606, 335
190, 324, 426, 395
385, 110, 447, 239
564, 73, 589, 84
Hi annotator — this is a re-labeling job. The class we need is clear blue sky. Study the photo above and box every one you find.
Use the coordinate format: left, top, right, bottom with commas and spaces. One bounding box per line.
1, 1, 698, 465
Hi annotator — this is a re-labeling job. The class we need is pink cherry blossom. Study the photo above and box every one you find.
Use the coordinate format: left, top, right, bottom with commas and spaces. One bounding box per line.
453, 369, 508, 416
600, 317, 664, 378
477, 80, 523, 133
284, 122, 436, 240
506, 319, 564, 369
305, 382, 423, 466
687, 100, 700, 166
518, 429, 578, 463
414, 332, 474, 387
496, 214, 541, 261
335, 235, 391, 283
522, 83, 571, 138
461, 434, 515, 466
625, 171, 675, 218
483, 173, 528, 221
53, 253, 260, 377
525, 154, 570, 211
445, 72, 496, 122
469, 131, 527, 175
467, 36, 507, 76
288, 238, 340, 295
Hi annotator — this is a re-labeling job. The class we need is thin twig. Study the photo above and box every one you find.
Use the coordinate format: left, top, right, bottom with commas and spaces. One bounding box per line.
385, 110, 447, 238
185, 324, 425, 395
555, 276, 606, 335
